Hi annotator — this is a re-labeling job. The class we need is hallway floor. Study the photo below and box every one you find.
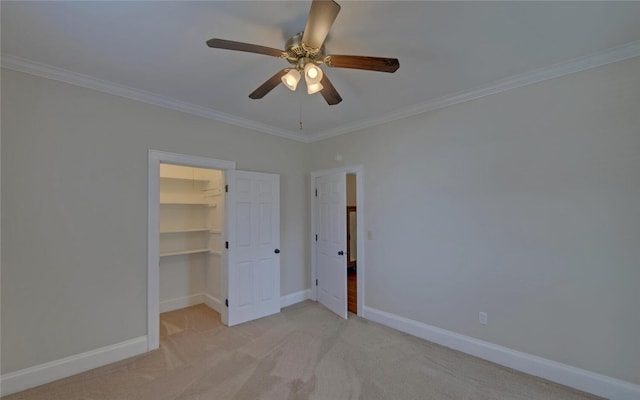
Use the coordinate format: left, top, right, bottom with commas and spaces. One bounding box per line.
347, 269, 357, 314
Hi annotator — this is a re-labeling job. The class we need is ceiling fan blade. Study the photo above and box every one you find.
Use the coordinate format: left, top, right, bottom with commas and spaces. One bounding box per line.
302, 0, 341, 49
319, 74, 342, 105
206, 38, 283, 58
325, 55, 400, 73
249, 69, 289, 99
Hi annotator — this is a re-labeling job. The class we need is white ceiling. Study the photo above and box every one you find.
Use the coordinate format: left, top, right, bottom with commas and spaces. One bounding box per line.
2, 1, 640, 142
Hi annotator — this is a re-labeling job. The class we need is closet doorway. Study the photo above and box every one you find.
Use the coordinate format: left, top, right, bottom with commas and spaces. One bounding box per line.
148, 151, 235, 350
148, 150, 281, 351
158, 163, 225, 320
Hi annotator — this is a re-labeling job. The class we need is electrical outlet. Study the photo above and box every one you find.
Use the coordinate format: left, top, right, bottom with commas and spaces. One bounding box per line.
479, 312, 488, 325
367, 230, 373, 240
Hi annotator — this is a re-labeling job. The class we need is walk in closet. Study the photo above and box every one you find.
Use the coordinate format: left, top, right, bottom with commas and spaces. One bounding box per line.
159, 163, 224, 312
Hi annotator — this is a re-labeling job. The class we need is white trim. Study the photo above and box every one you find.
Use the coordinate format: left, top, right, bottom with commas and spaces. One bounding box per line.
159, 290, 307, 315
0, 55, 304, 142
310, 177, 317, 303
0, 76, 2, 398
3, 40, 639, 143
149, 150, 237, 171
147, 154, 160, 351
354, 170, 364, 317
0, 289, 309, 397
363, 306, 640, 400
310, 165, 365, 317
160, 293, 223, 313
0, 336, 148, 397
159, 294, 205, 313
148, 150, 236, 351
310, 40, 640, 141
280, 289, 311, 308
203, 293, 223, 313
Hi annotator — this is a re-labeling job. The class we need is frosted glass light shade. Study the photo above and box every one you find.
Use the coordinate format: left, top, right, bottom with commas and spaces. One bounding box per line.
304, 63, 323, 84
307, 82, 324, 95
281, 69, 301, 91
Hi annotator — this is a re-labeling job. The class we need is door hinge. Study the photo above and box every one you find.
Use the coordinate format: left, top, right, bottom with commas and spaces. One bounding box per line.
316, 279, 318, 286
315, 234, 318, 241
225, 298, 228, 307
225, 184, 228, 193
315, 188, 318, 197
225, 241, 229, 249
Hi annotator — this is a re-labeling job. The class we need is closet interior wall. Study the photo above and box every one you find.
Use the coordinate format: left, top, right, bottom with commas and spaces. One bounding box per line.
159, 163, 224, 312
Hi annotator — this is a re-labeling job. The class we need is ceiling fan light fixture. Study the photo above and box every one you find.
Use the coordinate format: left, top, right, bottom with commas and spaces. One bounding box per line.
304, 62, 323, 85
206, 0, 397, 105
307, 81, 324, 95
281, 69, 301, 91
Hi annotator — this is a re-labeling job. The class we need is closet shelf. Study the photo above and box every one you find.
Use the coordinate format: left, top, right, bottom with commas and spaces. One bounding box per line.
160, 248, 210, 257
160, 201, 209, 205
160, 176, 209, 182
160, 228, 210, 234
209, 250, 223, 256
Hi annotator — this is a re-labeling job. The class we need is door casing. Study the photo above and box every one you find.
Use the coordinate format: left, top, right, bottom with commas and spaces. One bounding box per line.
310, 165, 364, 317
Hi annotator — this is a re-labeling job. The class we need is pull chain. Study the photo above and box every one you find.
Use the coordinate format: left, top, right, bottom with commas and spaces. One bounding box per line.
299, 90, 303, 130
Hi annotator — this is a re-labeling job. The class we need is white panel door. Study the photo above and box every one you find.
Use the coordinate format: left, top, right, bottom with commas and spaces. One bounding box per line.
316, 172, 347, 319
227, 170, 280, 326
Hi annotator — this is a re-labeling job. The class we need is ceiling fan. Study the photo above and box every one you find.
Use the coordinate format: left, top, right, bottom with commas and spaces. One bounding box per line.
206, 0, 399, 105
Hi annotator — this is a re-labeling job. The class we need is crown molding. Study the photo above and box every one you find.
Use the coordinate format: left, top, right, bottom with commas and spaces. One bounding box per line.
0, 54, 308, 143
308, 39, 640, 142
3, 39, 639, 144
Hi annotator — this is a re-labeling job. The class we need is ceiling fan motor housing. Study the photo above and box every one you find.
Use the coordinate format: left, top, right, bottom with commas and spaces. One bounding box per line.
285, 32, 325, 69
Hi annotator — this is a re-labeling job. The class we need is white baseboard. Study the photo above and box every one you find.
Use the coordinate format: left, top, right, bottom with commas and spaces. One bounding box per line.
0, 336, 148, 397
363, 306, 640, 400
280, 289, 311, 308
159, 293, 205, 313
0, 290, 311, 397
161, 290, 309, 313
203, 293, 223, 313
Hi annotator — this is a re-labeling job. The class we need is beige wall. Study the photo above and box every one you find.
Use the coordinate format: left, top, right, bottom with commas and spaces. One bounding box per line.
2, 56, 640, 386
0, 68, 309, 373
310, 57, 640, 384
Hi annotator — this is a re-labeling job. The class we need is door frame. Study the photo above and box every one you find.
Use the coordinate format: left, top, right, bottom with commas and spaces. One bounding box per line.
147, 150, 235, 351
310, 165, 364, 317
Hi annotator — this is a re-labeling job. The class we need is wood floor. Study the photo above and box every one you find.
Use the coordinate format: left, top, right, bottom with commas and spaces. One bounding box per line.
347, 269, 357, 314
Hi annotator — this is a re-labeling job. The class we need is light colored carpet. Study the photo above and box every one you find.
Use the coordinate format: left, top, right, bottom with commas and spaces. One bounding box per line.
3, 301, 602, 400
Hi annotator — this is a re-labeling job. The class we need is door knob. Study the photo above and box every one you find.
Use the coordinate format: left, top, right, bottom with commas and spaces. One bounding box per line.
338, 250, 344, 256
274, 249, 280, 254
